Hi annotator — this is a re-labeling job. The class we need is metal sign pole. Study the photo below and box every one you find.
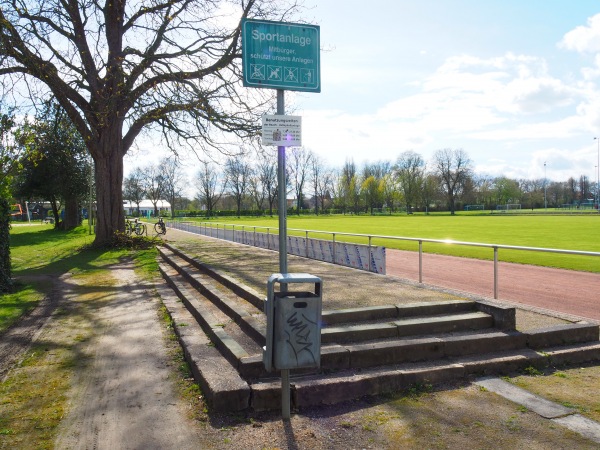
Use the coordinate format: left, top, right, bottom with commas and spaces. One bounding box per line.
277, 89, 288, 278
276, 88, 291, 419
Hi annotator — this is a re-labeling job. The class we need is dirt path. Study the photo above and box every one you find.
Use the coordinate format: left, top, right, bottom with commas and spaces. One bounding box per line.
0, 275, 58, 381
386, 249, 600, 322
54, 262, 203, 450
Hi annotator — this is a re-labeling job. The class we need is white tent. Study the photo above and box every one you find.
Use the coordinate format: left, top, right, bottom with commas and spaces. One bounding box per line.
123, 199, 171, 217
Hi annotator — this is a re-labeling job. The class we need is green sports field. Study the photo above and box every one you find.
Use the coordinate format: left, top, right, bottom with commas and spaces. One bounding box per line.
178, 213, 600, 273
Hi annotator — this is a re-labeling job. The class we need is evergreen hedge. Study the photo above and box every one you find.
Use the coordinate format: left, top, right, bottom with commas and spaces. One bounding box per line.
0, 198, 12, 292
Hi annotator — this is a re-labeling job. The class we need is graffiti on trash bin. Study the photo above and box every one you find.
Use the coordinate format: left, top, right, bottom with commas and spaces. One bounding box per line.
284, 311, 317, 365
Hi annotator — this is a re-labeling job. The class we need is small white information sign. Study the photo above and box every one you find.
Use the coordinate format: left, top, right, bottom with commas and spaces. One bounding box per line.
262, 115, 302, 147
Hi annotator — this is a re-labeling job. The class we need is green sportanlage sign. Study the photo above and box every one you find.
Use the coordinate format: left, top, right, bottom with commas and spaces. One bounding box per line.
242, 19, 320, 93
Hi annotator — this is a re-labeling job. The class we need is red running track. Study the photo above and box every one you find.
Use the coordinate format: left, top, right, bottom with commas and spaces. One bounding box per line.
385, 249, 600, 322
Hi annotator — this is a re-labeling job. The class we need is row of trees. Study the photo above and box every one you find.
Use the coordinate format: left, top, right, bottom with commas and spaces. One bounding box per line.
2, 101, 92, 229
125, 147, 598, 217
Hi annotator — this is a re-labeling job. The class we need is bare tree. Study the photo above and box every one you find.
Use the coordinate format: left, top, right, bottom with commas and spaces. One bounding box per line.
159, 156, 187, 218
421, 173, 440, 214
0, 1, 298, 244
394, 151, 425, 214
338, 159, 360, 214
123, 167, 145, 216
140, 164, 163, 216
195, 161, 224, 217
579, 175, 591, 202
316, 167, 334, 214
256, 153, 278, 216
224, 156, 251, 217
289, 147, 313, 214
248, 165, 265, 212
433, 148, 472, 215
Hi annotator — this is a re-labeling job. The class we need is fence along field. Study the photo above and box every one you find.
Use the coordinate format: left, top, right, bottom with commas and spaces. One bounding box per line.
172, 214, 600, 273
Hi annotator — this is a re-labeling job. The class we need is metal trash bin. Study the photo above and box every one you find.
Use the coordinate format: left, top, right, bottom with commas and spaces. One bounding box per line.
263, 273, 322, 372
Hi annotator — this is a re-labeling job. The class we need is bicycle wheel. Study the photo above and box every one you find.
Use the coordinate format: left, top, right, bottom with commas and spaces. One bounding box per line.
135, 223, 146, 236
154, 223, 166, 235
125, 222, 131, 235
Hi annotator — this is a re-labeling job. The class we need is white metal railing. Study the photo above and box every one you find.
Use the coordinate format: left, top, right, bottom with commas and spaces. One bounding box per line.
168, 220, 600, 300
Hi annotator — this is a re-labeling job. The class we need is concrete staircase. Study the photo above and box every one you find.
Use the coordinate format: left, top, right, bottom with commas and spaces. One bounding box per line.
157, 243, 600, 412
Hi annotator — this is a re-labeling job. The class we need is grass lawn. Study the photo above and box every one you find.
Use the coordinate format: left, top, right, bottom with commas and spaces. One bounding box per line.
2, 223, 158, 333
173, 213, 600, 272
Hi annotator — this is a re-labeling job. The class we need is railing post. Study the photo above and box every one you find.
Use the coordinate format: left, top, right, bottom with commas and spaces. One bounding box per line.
368, 236, 372, 272
267, 228, 270, 250
494, 246, 499, 299
419, 240, 423, 284
254, 226, 256, 247
332, 233, 336, 264
306, 231, 309, 258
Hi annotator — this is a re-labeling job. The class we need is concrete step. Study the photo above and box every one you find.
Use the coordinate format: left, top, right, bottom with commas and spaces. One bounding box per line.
321, 311, 494, 344
159, 246, 266, 346
250, 342, 600, 411
159, 262, 262, 364
163, 242, 264, 309
395, 311, 494, 336
238, 329, 529, 379
155, 279, 251, 412
321, 300, 477, 325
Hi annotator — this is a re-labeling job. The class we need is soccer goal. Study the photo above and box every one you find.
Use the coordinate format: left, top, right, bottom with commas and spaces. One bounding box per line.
496, 204, 521, 211
464, 204, 484, 211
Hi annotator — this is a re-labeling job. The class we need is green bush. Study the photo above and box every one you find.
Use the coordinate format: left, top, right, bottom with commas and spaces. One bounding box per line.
0, 198, 12, 292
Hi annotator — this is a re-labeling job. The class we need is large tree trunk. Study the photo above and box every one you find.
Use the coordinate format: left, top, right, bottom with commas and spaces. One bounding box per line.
170, 194, 175, 219
93, 127, 125, 246
50, 195, 61, 228
63, 196, 79, 229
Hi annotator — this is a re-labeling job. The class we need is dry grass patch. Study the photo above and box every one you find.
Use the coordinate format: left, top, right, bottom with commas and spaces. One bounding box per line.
510, 364, 600, 423
342, 384, 599, 449
0, 271, 114, 449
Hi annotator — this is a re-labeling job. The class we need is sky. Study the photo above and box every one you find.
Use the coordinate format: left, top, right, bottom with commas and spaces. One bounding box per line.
297, 0, 600, 183
126, 0, 600, 187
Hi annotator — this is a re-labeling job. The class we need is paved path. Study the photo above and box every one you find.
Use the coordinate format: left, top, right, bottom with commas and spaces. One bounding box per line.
55, 263, 203, 449
386, 249, 600, 322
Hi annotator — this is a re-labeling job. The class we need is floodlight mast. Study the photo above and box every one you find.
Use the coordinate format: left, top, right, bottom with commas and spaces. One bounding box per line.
595, 137, 600, 211
544, 162, 547, 210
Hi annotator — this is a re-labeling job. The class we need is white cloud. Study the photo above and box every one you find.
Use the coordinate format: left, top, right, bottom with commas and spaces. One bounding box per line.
374, 53, 584, 136
580, 54, 600, 80
300, 47, 600, 181
559, 14, 600, 53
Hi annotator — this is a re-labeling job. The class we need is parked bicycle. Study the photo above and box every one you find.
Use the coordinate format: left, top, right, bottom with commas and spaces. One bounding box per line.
154, 217, 167, 235
125, 218, 146, 236
125, 218, 133, 235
